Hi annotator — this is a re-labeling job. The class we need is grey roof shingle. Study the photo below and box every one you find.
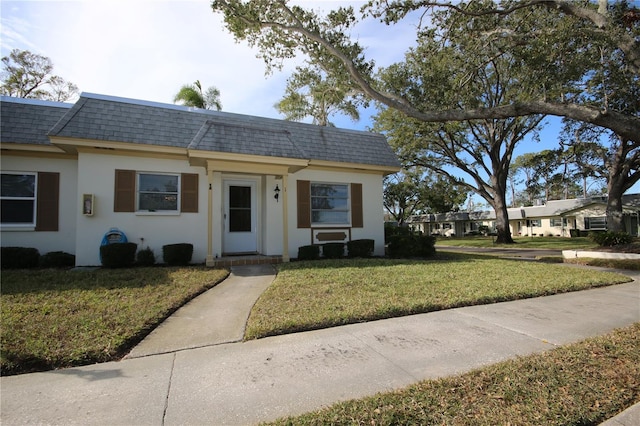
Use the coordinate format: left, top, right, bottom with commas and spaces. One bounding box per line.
0, 97, 71, 145
46, 93, 401, 168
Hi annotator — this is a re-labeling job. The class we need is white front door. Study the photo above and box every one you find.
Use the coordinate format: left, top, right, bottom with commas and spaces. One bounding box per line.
223, 180, 257, 254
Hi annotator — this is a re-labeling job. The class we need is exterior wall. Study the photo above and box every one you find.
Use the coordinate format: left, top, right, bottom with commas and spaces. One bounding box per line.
513, 217, 569, 237
1, 154, 77, 255
572, 206, 608, 231
287, 169, 385, 258
75, 152, 208, 266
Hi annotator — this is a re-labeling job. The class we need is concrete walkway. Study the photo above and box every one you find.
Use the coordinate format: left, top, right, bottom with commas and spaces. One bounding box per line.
127, 264, 276, 358
1, 265, 639, 425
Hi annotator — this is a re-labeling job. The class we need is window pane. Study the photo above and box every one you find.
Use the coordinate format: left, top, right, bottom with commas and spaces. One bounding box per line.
139, 193, 178, 211
1, 174, 35, 197
311, 184, 348, 197
139, 174, 178, 193
312, 210, 349, 224
230, 209, 251, 232
229, 186, 251, 208
311, 197, 348, 210
1, 199, 35, 223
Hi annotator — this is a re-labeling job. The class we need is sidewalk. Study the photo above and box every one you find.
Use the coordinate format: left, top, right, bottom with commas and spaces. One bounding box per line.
1, 266, 639, 425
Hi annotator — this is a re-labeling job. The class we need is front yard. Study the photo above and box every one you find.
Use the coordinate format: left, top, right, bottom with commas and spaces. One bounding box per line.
2, 253, 631, 375
2, 253, 637, 424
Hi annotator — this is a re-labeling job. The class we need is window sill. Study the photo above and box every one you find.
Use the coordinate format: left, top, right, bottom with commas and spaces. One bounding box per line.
135, 211, 180, 216
1, 225, 36, 231
311, 224, 351, 228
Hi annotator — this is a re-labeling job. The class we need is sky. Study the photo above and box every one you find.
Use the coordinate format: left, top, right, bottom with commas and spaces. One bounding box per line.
1, 0, 637, 200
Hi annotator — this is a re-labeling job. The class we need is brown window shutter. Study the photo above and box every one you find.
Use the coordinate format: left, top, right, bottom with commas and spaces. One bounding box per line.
35, 172, 59, 231
297, 180, 311, 229
351, 183, 363, 228
181, 173, 199, 213
114, 169, 135, 212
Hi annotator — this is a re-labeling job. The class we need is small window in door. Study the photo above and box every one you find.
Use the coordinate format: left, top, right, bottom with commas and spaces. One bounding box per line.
229, 185, 252, 232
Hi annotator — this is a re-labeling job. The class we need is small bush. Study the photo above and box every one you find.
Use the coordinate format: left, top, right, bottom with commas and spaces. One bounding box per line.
347, 239, 374, 258
1, 247, 40, 269
590, 231, 633, 247
162, 243, 193, 266
40, 251, 75, 268
322, 242, 345, 259
298, 245, 320, 261
136, 247, 156, 266
387, 234, 436, 258
384, 224, 413, 244
100, 243, 137, 268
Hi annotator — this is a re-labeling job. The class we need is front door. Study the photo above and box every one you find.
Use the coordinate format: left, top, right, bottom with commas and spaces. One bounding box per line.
223, 180, 257, 254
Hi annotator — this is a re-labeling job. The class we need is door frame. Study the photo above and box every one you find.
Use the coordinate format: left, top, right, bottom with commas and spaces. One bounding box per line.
222, 178, 260, 254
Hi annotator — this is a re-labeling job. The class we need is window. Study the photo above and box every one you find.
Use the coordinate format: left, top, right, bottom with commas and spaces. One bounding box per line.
585, 216, 607, 230
1, 173, 36, 225
1, 171, 59, 231
529, 219, 541, 227
114, 170, 198, 213
550, 218, 563, 227
311, 183, 349, 224
138, 173, 179, 212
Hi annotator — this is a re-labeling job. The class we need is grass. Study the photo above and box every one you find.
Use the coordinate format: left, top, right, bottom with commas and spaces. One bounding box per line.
245, 254, 631, 340
1, 267, 228, 375
267, 323, 640, 425
435, 236, 599, 249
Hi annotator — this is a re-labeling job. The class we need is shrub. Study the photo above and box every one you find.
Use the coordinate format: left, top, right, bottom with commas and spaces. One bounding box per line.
1, 247, 40, 269
569, 229, 580, 238
40, 251, 75, 268
162, 243, 193, 266
136, 247, 156, 266
322, 242, 345, 259
100, 243, 137, 268
384, 224, 413, 244
297, 245, 320, 261
387, 234, 436, 258
589, 231, 633, 247
347, 239, 374, 258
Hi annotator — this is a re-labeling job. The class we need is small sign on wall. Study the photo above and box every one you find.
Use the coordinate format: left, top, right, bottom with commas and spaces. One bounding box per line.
83, 194, 95, 216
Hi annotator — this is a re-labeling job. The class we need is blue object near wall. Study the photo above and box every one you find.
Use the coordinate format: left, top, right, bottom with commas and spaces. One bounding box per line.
100, 227, 128, 261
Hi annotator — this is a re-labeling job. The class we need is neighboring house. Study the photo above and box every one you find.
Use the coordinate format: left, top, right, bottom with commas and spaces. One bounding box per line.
1, 94, 400, 266
408, 195, 640, 237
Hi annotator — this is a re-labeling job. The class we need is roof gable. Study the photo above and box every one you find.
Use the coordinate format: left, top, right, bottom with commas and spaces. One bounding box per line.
47, 93, 401, 169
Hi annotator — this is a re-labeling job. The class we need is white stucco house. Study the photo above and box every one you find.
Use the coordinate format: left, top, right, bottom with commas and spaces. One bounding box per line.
1, 94, 400, 266
408, 195, 640, 238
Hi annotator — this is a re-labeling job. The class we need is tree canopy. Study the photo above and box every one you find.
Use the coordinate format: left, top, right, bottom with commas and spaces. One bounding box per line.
211, 0, 639, 234
275, 65, 362, 126
1, 49, 78, 102
174, 80, 222, 110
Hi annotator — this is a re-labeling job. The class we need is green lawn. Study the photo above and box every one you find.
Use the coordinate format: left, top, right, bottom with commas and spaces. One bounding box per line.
435, 236, 599, 249
1, 267, 228, 375
245, 254, 630, 340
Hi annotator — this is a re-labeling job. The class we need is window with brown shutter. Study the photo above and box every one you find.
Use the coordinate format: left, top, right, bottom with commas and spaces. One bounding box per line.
297, 180, 311, 228
351, 183, 363, 228
181, 173, 198, 213
35, 172, 59, 231
114, 169, 136, 212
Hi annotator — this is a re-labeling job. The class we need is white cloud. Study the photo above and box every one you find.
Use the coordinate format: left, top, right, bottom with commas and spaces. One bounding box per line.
0, 0, 415, 120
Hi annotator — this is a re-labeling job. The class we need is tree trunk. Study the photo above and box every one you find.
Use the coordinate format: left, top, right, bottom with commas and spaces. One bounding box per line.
606, 179, 626, 233
492, 195, 514, 244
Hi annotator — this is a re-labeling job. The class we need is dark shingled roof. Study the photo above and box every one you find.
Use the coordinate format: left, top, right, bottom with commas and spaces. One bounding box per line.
0, 97, 71, 145
47, 93, 400, 168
